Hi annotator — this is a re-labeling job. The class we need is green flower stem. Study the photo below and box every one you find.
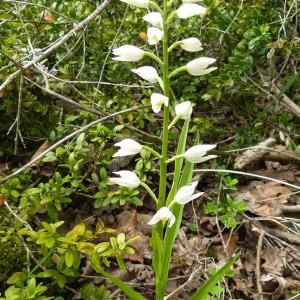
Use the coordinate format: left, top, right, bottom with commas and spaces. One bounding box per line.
140, 182, 158, 204
144, 51, 163, 65
167, 115, 180, 130
168, 41, 182, 52
149, 1, 163, 15
166, 154, 184, 164
142, 145, 162, 159
166, 118, 190, 206
158, 0, 170, 211
167, 10, 177, 23
168, 66, 187, 78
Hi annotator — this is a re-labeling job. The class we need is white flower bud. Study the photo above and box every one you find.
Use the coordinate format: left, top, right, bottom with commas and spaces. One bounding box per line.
147, 27, 164, 45
151, 93, 169, 113
120, 0, 149, 8
112, 45, 144, 62
109, 171, 140, 188
173, 181, 204, 205
131, 66, 160, 83
175, 101, 193, 119
143, 12, 163, 29
148, 207, 176, 227
183, 144, 217, 163
177, 3, 207, 19
180, 38, 203, 52
113, 139, 142, 157
186, 57, 217, 76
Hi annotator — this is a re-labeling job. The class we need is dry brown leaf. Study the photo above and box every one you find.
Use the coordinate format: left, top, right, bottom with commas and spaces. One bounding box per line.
234, 181, 291, 217
30, 140, 52, 166
0, 193, 4, 207
116, 210, 152, 262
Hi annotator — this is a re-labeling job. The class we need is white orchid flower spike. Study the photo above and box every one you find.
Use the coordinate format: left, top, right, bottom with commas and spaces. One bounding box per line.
183, 144, 217, 163
175, 101, 193, 119
120, 0, 149, 8
180, 38, 203, 52
186, 57, 217, 76
109, 171, 140, 188
148, 207, 176, 227
112, 45, 144, 62
131, 66, 160, 83
113, 139, 142, 157
173, 181, 204, 205
147, 27, 164, 45
177, 3, 207, 19
143, 12, 163, 29
151, 93, 169, 113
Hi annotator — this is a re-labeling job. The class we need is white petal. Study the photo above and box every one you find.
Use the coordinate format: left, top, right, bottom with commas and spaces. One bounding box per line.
147, 207, 176, 227
147, 27, 164, 45
120, 0, 149, 8
143, 12, 163, 29
113, 139, 142, 157
175, 101, 193, 119
131, 66, 160, 83
177, 4, 207, 19
186, 57, 217, 76
188, 154, 217, 163
112, 45, 144, 62
183, 144, 216, 162
150, 93, 169, 113
180, 38, 203, 52
173, 181, 198, 204
109, 171, 140, 188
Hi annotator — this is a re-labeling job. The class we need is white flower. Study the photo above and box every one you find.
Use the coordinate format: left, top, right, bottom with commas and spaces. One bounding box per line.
147, 27, 164, 45
120, 0, 149, 8
109, 171, 140, 188
177, 4, 207, 19
175, 101, 193, 119
183, 144, 217, 163
131, 66, 160, 83
186, 57, 217, 76
113, 139, 142, 157
151, 93, 169, 113
143, 12, 163, 29
112, 45, 144, 62
148, 207, 176, 227
173, 181, 204, 205
182, 0, 202, 2
180, 38, 203, 52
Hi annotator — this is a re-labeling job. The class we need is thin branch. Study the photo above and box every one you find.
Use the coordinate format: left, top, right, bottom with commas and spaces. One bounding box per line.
0, 105, 148, 184
0, 0, 112, 92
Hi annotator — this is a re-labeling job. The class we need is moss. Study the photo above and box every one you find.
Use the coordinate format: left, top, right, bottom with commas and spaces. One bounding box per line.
0, 79, 59, 155
0, 233, 26, 291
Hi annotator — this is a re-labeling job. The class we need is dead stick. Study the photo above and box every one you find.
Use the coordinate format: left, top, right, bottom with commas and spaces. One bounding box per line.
253, 227, 265, 300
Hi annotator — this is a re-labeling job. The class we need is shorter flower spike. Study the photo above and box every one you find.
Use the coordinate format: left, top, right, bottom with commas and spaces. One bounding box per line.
109, 171, 140, 188
175, 101, 193, 119
113, 139, 142, 157
186, 57, 217, 76
180, 38, 203, 52
112, 45, 144, 62
143, 12, 163, 29
177, 3, 207, 19
151, 93, 169, 113
120, 0, 149, 8
131, 66, 160, 83
173, 181, 204, 205
183, 144, 217, 163
148, 207, 176, 227
147, 27, 164, 45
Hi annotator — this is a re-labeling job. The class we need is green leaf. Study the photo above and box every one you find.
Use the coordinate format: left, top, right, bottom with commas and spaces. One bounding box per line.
190, 254, 239, 300
65, 250, 74, 268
